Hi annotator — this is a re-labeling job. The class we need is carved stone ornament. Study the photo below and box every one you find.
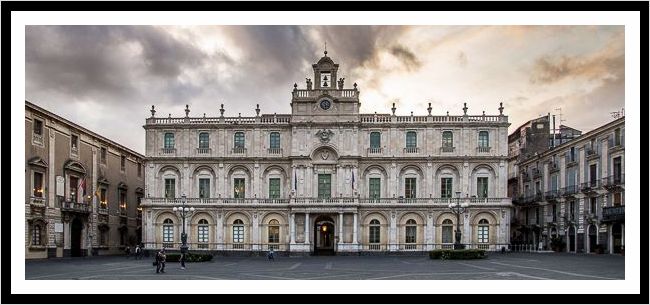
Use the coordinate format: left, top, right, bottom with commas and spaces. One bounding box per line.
316, 129, 334, 143
321, 151, 329, 160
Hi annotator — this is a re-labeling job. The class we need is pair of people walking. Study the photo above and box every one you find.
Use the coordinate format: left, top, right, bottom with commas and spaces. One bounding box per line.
155, 249, 187, 273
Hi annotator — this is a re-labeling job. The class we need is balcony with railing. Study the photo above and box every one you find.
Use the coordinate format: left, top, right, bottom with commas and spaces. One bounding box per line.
602, 174, 624, 190
441, 146, 455, 153
292, 88, 359, 99
562, 185, 579, 197
532, 168, 541, 179
161, 147, 176, 155
602, 206, 624, 222
403, 147, 419, 154
544, 190, 561, 202
145, 197, 511, 207
98, 205, 109, 215
359, 114, 509, 125
29, 196, 46, 208
580, 180, 600, 193
477, 146, 491, 153
231, 147, 247, 154
585, 147, 600, 160
146, 114, 292, 126
267, 148, 282, 155
367, 147, 382, 155
32, 132, 44, 145
549, 161, 559, 172
196, 147, 211, 155
60, 198, 91, 214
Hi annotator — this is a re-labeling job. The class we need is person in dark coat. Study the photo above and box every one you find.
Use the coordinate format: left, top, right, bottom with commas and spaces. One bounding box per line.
156, 248, 166, 273
180, 253, 186, 270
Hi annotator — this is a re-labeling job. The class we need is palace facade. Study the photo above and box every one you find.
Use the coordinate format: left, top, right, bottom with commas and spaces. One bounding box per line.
141, 52, 512, 254
25, 101, 145, 258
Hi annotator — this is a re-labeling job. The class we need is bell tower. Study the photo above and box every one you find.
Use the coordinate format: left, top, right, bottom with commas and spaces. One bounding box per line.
290, 49, 360, 123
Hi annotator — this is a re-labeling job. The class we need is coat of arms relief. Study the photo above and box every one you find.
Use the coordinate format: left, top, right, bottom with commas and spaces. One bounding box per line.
316, 129, 334, 143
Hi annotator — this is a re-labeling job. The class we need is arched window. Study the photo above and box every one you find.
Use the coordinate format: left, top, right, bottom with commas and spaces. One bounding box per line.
32, 224, 42, 246
370, 132, 381, 148
269, 132, 280, 149
442, 219, 453, 244
442, 131, 453, 148
162, 218, 174, 247
478, 219, 489, 243
406, 131, 417, 148
268, 219, 280, 248
197, 219, 209, 248
233, 219, 244, 247
198, 132, 209, 149
369, 219, 380, 244
405, 219, 417, 247
234, 132, 245, 148
164, 133, 175, 149
478, 131, 489, 148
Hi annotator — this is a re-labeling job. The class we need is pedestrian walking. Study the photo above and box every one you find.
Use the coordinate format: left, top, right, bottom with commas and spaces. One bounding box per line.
267, 249, 274, 262
180, 253, 186, 270
134, 245, 141, 260
156, 248, 166, 273
124, 246, 131, 259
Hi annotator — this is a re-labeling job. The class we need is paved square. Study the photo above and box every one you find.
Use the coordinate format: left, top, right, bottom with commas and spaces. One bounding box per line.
25, 253, 624, 280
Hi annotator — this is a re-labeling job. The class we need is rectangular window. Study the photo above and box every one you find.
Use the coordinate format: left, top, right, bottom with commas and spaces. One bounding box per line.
590, 197, 597, 214
137, 162, 142, 177
369, 178, 381, 199
551, 174, 558, 191
442, 225, 453, 244
71, 134, 78, 149
369, 226, 380, 244
34, 119, 43, 135
269, 132, 280, 149
199, 178, 210, 198
570, 201, 575, 220
441, 178, 453, 199
405, 178, 416, 198
318, 174, 331, 199
535, 207, 540, 224
163, 225, 173, 243
164, 178, 175, 199
535, 181, 541, 195
119, 190, 127, 211
164, 133, 175, 149
198, 132, 209, 149
234, 132, 245, 148
442, 131, 453, 148
567, 168, 576, 189
234, 178, 245, 198
33, 172, 43, 197
614, 128, 621, 146
268, 226, 280, 243
613, 157, 622, 182
589, 164, 597, 185
613, 193, 622, 206
570, 147, 576, 162
552, 204, 557, 222
198, 225, 209, 243
405, 226, 416, 244
100, 147, 107, 164
477, 177, 488, 198
69, 176, 78, 202
233, 226, 244, 243
478, 226, 489, 243
120, 155, 126, 171
100, 188, 107, 208
478, 131, 489, 148
406, 131, 417, 148
269, 178, 281, 199
370, 132, 381, 148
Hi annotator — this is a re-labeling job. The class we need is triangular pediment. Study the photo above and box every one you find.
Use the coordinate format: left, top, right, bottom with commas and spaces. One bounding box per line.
28, 157, 48, 168
63, 160, 86, 174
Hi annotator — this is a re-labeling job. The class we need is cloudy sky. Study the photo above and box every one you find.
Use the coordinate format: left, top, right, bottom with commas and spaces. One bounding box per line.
26, 25, 625, 154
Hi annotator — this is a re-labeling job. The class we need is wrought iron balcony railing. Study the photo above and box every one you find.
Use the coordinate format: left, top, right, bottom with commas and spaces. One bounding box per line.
602, 206, 624, 222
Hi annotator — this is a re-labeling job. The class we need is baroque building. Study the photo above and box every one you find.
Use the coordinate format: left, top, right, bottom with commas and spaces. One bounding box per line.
511, 117, 625, 254
25, 101, 145, 258
141, 52, 512, 255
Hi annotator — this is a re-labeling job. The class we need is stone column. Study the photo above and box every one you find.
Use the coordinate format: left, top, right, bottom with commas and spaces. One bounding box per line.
426, 212, 433, 250
338, 212, 343, 245
216, 212, 223, 250
290, 213, 296, 244
304, 212, 310, 244
389, 212, 397, 251
252, 213, 259, 251
353, 212, 358, 244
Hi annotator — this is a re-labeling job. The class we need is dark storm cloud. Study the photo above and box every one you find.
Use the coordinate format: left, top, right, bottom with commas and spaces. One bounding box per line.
529, 52, 624, 85
390, 45, 421, 71
26, 25, 207, 102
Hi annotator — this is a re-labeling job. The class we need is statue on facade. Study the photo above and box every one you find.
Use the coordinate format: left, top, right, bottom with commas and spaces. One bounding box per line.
338, 78, 345, 89
306, 78, 313, 90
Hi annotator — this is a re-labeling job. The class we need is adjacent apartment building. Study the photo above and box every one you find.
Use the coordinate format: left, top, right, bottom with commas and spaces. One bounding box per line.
25, 101, 145, 258
511, 117, 624, 254
141, 51, 513, 255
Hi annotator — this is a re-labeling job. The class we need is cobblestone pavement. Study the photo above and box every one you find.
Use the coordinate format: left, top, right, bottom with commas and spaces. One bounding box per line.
25, 252, 624, 280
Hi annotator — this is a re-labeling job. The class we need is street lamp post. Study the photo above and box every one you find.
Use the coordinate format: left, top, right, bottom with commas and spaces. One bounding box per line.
448, 191, 469, 250
172, 194, 195, 254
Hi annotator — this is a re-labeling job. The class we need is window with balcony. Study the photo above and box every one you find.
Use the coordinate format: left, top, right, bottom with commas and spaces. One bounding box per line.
69, 176, 79, 202
477, 177, 488, 198
269, 178, 280, 199
34, 119, 43, 135
589, 164, 597, 186
119, 190, 127, 214
120, 155, 126, 172
405, 178, 416, 199
370, 132, 381, 148
614, 128, 621, 146
442, 219, 453, 244
234, 178, 245, 198
570, 201, 575, 220
369, 219, 380, 244
569, 146, 576, 163
478, 219, 489, 243
198, 219, 209, 245
590, 197, 597, 214
406, 131, 417, 148
33, 171, 44, 197
613, 192, 622, 206
369, 178, 381, 199
478, 131, 489, 152
71, 134, 79, 153
198, 132, 209, 149
199, 178, 210, 198
164, 133, 175, 149
405, 219, 417, 244
163, 219, 174, 247
99, 188, 107, 208
164, 178, 175, 199
101, 147, 107, 164
551, 174, 558, 191
269, 132, 280, 149
268, 219, 280, 244
613, 157, 622, 183
234, 132, 245, 148
441, 178, 453, 199
233, 219, 244, 244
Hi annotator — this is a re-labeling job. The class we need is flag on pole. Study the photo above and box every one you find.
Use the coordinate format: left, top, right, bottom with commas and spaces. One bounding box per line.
78, 178, 86, 196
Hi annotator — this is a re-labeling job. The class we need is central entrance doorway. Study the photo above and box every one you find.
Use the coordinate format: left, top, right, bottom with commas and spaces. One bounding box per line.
313, 215, 335, 255
71, 217, 83, 257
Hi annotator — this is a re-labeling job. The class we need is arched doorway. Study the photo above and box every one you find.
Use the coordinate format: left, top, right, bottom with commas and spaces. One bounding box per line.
71, 218, 83, 257
568, 226, 576, 252
588, 225, 597, 253
612, 223, 622, 254
313, 215, 335, 255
